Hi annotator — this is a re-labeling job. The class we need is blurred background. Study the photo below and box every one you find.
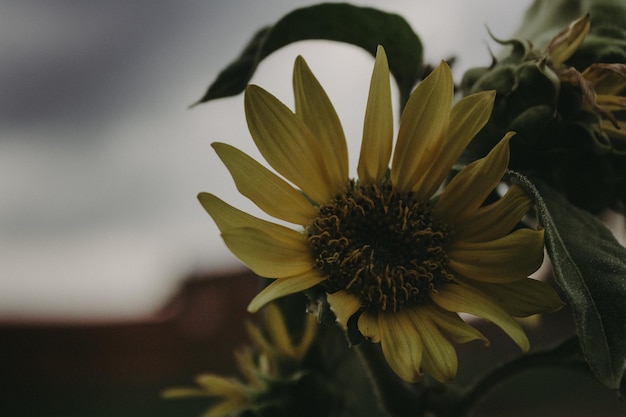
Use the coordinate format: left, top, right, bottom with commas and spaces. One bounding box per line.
0, 0, 534, 319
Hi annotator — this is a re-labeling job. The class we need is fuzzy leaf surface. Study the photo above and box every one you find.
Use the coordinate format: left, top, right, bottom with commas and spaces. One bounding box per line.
516, 175, 626, 390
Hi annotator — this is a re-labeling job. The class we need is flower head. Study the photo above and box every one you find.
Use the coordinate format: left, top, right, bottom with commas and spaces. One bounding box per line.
200, 46, 563, 383
551, 15, 626, 212
162, 303, 319, 417
462, 14, 626, 213
547, 14, 626, 165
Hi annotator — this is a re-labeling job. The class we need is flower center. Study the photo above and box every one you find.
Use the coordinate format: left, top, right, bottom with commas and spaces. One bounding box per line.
306, 180, 454, 312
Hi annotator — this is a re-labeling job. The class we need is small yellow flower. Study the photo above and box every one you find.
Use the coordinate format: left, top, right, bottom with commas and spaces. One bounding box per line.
200, 46, 563, 383
162, 303, 318, 417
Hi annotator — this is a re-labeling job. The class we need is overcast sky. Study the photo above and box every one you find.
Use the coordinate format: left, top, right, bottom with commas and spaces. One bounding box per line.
0, 0, 533, 319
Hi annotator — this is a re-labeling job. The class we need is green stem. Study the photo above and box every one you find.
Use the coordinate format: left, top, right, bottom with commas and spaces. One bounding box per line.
444, 337, 586, 417
355, 342, 423, 417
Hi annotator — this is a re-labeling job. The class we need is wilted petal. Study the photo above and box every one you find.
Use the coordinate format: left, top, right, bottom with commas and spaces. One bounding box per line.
212, 143, 318, 225
248, 270, 325, 313
293, 56, 349, 185
391, 61, 454, 195
358, 45, 393, 185
448, 228, 545, 283
583, 63, 626, 95
546, 14, 590, 68
601, 120, 626, 142
432, 283, 530, 352
595, 94, 626, 111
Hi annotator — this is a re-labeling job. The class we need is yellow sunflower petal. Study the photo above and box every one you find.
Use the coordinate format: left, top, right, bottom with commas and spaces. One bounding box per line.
244, 320, 272, 356
357, 310, 381, 343
420, 303, 488, 345
470, 278, 564, 317
247, 270, 325, 313
293, 56, 349, 185
211, 143, 318, 225
294, 313, 318, 360
222, 227, 312, 278
198, 193, 302, 243
435, 132, 514, 223
203, 401, 246, 417
245, 85, 338, 203
409, 308, 457, 383
454, 184, 533, 242
431, 283, 530, 352
416, 90, 496, 199
195, 374, 247, 398
234, 347, 262, 387
264, 303, 297, 358
161, 388, 212, 398
448, 228, 545, 283
358, 45, 393, 185
378, 310, 424, 382
391, 61, 454, 195
327, 291, 362, 328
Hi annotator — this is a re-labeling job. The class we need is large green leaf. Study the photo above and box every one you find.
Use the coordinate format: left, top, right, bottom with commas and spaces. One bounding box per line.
195, 3, 423, 108
516, 175, 626, 390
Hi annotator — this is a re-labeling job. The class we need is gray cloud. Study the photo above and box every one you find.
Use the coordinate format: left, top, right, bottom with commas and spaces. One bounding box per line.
1, 2, 194, 132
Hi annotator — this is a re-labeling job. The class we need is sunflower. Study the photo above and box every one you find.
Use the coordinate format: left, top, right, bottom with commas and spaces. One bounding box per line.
200, 46, 563, 383
162, 303, 319, 417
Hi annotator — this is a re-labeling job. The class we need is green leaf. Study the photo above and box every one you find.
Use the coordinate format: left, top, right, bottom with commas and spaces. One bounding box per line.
513, 173, 626, 390
195, 3, 423, 108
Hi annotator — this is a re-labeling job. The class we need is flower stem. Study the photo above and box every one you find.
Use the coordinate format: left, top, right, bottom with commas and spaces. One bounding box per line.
444, 337, 586, 417
355, 342, 423, 417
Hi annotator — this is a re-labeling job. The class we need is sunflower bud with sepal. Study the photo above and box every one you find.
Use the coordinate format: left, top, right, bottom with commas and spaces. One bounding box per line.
462, 13, 626, 213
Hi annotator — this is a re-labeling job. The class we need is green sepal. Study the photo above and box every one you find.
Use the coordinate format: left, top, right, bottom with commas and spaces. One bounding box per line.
511, 172, 626, 391
194, 3, 423, 108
